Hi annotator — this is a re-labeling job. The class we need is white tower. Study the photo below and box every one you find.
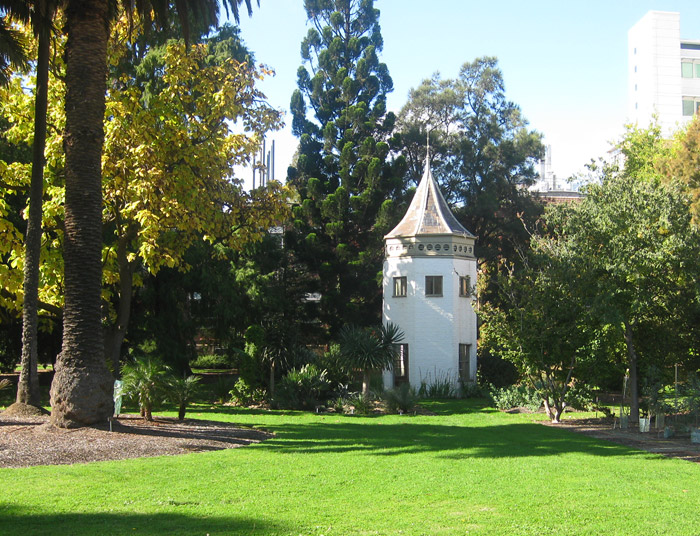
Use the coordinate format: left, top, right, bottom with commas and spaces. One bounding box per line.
382, 157, 477, 392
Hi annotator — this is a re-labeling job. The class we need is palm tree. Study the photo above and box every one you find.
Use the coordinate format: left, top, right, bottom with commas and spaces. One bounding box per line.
50, 0, 257, 428
12, 0, 56, 410
166, 375, 201, 420
121, 356, 170, 421
339, 322, 405, 400
0, 2, 29, 85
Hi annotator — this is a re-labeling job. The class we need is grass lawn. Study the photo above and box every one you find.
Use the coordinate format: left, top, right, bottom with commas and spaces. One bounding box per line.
2, 399, 699, 535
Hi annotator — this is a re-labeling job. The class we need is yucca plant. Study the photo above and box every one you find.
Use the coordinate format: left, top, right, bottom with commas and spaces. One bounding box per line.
166, 375, 201, 420
121, 356, 170, 421
339, 322, 404, 401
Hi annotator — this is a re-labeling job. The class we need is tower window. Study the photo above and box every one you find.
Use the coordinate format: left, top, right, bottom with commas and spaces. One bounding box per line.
393, 276, 407, 297
459, 344, 471, 382
459, 276, 471, 298
425, 276, 443, 297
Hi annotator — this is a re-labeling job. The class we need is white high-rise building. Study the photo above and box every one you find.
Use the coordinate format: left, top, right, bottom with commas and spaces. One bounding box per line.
629, 11, 700, 135
382, 157, 477, 392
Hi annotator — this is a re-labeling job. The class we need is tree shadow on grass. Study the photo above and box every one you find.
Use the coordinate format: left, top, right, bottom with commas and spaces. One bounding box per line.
254, 420, 655, 461
0, 507, 287, 536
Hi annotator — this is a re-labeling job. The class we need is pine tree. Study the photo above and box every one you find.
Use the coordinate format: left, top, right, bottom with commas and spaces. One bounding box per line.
288, 0, 404, 336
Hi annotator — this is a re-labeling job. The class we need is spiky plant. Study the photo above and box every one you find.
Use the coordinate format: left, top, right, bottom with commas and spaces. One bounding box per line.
121, 356, 170, 421
339, 322, 405, 400
167, 375, 201, 420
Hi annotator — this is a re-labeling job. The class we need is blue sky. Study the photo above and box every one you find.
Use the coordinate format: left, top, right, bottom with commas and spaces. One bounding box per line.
228, 1, 700, 189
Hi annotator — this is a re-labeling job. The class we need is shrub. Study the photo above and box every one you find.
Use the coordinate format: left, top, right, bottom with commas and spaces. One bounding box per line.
347, 393, 373, 415
490, 384, 541, 412
384, 383, 417, 413
229, 377, 266, 406
274, 364, 331, 410
564, 382, 596, 412
460, 381, 490, 399
477, 352, 519, 388
316, 344, 353, 387
190, 354, 234, 370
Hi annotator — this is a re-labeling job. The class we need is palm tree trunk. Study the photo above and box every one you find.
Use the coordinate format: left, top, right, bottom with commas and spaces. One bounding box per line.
362, 369, 371, 401
50, 0, 113, 427
17, 19, 50, 408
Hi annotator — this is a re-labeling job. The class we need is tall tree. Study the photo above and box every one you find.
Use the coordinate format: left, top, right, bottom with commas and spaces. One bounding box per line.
52, 0, 256, 428
394, 58, 544, 303
15, 1, 57, 409
288, 0, 404, 336
481, 230, 593, 423
660, 115, 700, 226
548, 126, 700, 423
0, 1, 29, 85
101, 29, 285, 371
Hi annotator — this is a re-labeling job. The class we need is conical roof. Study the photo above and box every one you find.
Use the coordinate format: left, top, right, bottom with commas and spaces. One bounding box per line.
386, 161, 474, 239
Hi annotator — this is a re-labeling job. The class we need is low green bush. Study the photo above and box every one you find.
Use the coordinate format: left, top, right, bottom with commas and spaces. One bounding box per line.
384, 383, 417, 413
190, 354, 234, 370
347, 393, 373, 415
229, 377, 266, 406
490, 384, 541, 412
460, 381, 490, 399
273, 364, 331, 410
564, 382, 597, 411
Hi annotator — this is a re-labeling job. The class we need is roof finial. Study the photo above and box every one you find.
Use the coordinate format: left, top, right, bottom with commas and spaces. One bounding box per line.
426, 129, 430, 166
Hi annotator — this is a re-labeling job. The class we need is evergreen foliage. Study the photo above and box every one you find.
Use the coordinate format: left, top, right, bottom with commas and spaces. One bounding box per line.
288, 0, 405, 335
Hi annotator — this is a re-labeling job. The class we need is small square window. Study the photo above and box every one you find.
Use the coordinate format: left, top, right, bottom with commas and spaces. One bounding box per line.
683, 99, 695, 116
393, 276, 407, 297
425, 276, 443, 297
459, 276, 471, 297
695, 64, 700, 78
682, 62, 694, 78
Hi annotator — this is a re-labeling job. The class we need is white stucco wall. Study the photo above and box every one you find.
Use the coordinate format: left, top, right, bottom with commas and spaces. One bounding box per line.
382, 254, 477, 392
628, 11, 688, 135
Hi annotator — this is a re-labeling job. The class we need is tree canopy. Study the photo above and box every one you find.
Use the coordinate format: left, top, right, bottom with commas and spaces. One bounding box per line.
287, 0, 405, 335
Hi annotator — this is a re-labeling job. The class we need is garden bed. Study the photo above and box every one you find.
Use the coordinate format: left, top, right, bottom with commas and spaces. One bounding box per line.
0, 412, 271, 468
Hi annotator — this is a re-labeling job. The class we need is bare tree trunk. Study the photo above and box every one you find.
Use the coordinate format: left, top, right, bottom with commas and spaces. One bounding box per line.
104, 235, 134, 375
624, 320, 640, 425
50, 0, 113, 427
269, 359, 275, 397
17, 19, 50, 408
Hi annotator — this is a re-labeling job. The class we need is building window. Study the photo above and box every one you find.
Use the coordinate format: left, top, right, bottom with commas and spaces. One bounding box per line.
458, 344, 471, 382
393, 276, 407, 297
459, 276, 471, 298
683, 99, 696, 116
425, 275, 443, 297
394, 344, 409, 385
682, 62, 694, 78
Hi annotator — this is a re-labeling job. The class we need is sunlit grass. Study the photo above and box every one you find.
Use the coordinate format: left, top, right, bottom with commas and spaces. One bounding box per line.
2, 399, 699, 535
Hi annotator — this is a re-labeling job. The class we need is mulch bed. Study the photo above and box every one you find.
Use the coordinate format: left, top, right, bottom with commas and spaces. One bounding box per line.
0, 410, 272, 469
548, 417, 700, 463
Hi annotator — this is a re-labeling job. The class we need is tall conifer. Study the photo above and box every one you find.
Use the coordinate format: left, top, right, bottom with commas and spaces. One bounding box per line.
288, 0, 404, 335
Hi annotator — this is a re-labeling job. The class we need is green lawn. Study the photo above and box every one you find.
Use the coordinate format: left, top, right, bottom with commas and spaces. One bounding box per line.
2, 400, 699, 535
